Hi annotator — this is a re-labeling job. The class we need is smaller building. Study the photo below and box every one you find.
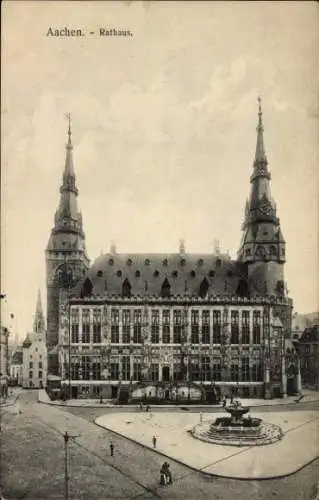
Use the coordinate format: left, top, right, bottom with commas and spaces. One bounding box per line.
9, 347, 23, 386
298, 322, 319, 389
22, 336, 47, 388
21, 290, 48, 389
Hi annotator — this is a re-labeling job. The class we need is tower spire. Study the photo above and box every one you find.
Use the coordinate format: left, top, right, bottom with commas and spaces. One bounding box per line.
33, 289, 45, 336
256, 97, 265, 161
252, 96, 269, 180
66, 112, 72, 148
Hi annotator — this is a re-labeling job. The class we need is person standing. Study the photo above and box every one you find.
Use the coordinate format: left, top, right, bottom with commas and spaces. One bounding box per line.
110, 441, 114, 456
152, 435, 157, 448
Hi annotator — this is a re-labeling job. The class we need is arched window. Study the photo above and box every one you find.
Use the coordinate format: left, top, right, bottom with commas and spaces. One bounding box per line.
256, 245, 266, 258
161, 278, 171, 298
122, 278, 132, 298
81, 278, 93, 298
269, 245, 277, 256
199, 278, 209, 298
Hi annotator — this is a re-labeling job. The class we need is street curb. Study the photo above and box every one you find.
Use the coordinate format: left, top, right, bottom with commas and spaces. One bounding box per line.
38, 399, 317, 410
93, 418, 319, 481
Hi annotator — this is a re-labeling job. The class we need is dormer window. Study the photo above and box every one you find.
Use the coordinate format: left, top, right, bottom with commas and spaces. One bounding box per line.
161, 278, 171, 298
127, 259, 132, 266
163, 258, 168, 267
122, 278, 131, 298
180, 259, 186, 267
199, 278, 209, 298
108, 258, 114, 266
216, 259, 222, 268
97, 270, 103, 277
153, 270, 159, 278
190, 270, 196, 278
116, 270, 122, 277
209, 270, 215, 278
172, 270, 178, 278
198, 259, 204, 266
135, 270, 141, 278
145, 259, 150, 266
81, 278, 93, 298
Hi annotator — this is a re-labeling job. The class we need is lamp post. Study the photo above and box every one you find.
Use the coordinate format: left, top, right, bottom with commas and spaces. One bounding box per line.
63, 431, 80, 500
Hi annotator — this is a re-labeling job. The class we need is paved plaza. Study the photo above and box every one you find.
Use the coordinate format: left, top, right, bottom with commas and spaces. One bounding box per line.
1, 390, 319, 499
95, 410, 319, 479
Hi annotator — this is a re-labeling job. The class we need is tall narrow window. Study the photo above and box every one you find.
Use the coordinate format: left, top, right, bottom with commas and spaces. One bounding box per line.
151, 363, 159, 382
190, 357, 200, 381
173, 310, 182, 343
253, 311, 261, 344
133, 362, 141, 381
231, 362, 239, 381
191, 310, 199, 343
71, 362, 79, 380
162, 310, 170, 343
133, 310, 142, 343
122, 309, 131, 343
92, 362, 101, 380
202, 310, 210, 344
93, 309, 102, 343
111, 309, 119, 343
230, 311, 239, 344
241, 357, 250, 382
82, 310, 90, 343
82, 356, 90, 380
122, 356, 131, 381
251, 359, 262, 381
71, 308, 79, 343
212, 362, 221, 381
242, 311, 250, 344
161, 278, 171, 298
110, 362, 119, 380
151, 310, 160, 343
212, 310, 221, 344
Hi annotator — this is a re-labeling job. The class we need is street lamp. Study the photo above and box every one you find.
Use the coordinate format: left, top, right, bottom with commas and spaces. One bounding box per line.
63, 431, 80, 500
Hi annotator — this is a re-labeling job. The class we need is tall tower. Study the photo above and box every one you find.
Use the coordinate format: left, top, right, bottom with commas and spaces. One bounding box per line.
46, 117, 89, 374
238, 98, 286, 297
33, 289, 45, 340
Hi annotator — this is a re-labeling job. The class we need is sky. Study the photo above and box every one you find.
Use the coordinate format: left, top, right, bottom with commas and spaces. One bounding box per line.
1, 1, 318, 340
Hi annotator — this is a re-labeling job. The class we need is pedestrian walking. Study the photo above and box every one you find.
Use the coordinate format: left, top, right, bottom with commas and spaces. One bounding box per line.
110, 441, 114, 456
152, 435, 157, 448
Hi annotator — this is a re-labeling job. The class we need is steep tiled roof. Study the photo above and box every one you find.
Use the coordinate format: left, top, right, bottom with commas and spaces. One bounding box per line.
72, 252, 249, 299
299, 325, 319, 343
22, 335, 32, 348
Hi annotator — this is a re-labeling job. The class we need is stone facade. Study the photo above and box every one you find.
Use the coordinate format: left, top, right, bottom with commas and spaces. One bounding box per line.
47, 102, 300, 400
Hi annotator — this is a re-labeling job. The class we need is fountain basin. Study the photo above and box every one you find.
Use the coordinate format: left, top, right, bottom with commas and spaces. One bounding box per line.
190, 401, 283, 447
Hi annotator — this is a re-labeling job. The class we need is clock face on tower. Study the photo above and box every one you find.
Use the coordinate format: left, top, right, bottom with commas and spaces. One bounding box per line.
258, 202, 272, 216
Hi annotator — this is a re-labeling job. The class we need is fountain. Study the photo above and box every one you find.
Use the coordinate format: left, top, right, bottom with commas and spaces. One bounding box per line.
190, 400, 283, 447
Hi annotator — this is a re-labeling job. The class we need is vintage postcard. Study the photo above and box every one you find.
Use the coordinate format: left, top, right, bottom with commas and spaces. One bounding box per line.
1, 1, 318, 499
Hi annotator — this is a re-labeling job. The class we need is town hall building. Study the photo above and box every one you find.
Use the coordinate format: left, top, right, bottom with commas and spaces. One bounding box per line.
46, 101, 301, 401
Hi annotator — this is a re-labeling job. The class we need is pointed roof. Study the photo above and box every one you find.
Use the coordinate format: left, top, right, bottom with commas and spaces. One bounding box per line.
251, 97, 271, 182
60, 113, 78, 196
33, 289, 45, 335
